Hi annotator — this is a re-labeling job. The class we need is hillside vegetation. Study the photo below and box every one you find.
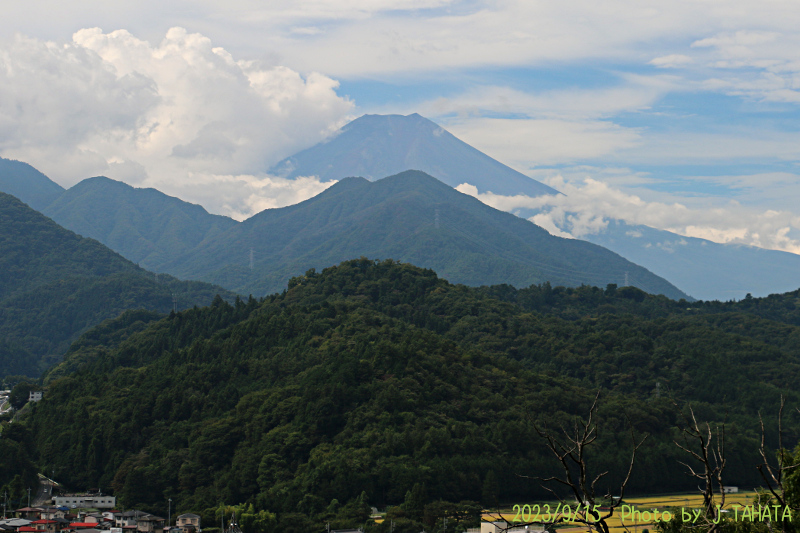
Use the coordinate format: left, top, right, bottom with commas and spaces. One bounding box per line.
17, 259, 800, 532
160, 171, 688, 299
0, 192, 235, 377
43, 176, 237, 272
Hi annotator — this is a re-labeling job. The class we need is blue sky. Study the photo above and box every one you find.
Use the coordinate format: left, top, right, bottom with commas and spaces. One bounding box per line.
2, 0, 800, 251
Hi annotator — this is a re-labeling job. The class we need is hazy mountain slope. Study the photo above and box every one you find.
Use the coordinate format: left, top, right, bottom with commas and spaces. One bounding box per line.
269, 113, 559, 197
578, 220, 800, 301
43, 176, 238, 271
0, 157, 65, 211
0, 192, 235, 377
162, 171, 689, 300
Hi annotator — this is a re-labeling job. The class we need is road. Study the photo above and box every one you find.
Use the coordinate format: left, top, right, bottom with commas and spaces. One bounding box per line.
31, 475, 55, 507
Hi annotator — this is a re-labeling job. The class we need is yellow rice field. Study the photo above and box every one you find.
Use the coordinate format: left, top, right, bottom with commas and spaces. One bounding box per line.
484, 491, 770, 531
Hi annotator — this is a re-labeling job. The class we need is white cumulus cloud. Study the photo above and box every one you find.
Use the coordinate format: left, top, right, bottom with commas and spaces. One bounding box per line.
0, 27, 354, 217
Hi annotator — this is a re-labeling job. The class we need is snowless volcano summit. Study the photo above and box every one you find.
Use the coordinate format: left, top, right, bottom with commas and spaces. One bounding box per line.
269, 113, 559, 197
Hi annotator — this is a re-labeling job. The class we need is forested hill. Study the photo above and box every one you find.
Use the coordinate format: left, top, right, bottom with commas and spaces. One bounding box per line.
161, 171, 689, 300
0, 157, 64, 211
42, 176, 238, 272
18, 259, 800, 530
0, 192, 235, 377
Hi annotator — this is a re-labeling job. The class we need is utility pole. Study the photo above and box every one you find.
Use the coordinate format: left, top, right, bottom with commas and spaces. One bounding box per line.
624, 271, 629, 286
27, 487, 31, 507
168, 498, 172, 528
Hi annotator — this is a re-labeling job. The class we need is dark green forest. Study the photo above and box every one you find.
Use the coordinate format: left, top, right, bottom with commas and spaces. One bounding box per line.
0, 192, 236, 377
5, 258, 800, 533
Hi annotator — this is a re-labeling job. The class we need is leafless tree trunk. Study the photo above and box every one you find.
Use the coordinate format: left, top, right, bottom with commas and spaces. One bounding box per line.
673, 405, 726, 533
499, 391, 647, 533
756, 397, 800, 532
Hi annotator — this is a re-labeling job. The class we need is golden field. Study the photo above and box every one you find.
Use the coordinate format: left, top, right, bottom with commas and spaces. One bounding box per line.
484, 491, 772, 531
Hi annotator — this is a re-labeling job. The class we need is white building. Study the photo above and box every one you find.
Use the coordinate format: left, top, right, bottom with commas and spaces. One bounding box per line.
29, 391, 43, 402
53, 495, 116, 509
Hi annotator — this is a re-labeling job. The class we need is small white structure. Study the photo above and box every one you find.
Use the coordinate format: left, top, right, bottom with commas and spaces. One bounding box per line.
29, 391, 43, 402
478, 521, 546, 533
53, 495, 116, 509
723, 486, 739, 494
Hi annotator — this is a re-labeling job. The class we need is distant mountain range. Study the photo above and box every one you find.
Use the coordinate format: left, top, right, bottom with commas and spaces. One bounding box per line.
0, 155, 686, 300
580, 220, 800, 301
269, 113, 560, 197
158, 170, 688, 299
0, 191, 234, 377
3, 107, 800, 301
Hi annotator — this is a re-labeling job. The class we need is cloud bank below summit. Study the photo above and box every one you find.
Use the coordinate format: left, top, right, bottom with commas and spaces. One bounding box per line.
456, 177, 800, 255
0, 27, 351, 218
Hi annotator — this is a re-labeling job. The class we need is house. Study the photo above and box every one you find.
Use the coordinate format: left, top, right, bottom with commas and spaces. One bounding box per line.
28, 391, 42, 403
38, 509, 66, 521
135, 517, 165, 533
0, 518, 31, 531
15, 510, 43, 520
29, 521, 59, 533
113, 512, 148, 528
174, 515, 199, 533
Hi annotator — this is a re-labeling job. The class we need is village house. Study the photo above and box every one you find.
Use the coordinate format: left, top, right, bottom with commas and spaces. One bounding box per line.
174, 514, 199, 533
29, 521, 58, 533
134, 517, 164, 533
113, 511, 149, 528
15, 509, 43, 520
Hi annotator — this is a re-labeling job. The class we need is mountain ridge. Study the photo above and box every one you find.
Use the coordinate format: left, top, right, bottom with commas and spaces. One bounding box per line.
43, 176, 238, 272
0, 157, 65, 211
0, 191, 236, 377
161, 170, 690, 300
269, 113, 560, 197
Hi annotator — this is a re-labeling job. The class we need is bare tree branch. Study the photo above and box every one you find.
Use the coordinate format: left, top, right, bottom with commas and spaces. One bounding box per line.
522, 391, 648, 533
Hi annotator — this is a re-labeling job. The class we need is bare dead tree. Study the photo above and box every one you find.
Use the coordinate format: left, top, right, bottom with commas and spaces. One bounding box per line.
673, 405, 726, 533
499, 391, 648, 533
755, 397, 800, 531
